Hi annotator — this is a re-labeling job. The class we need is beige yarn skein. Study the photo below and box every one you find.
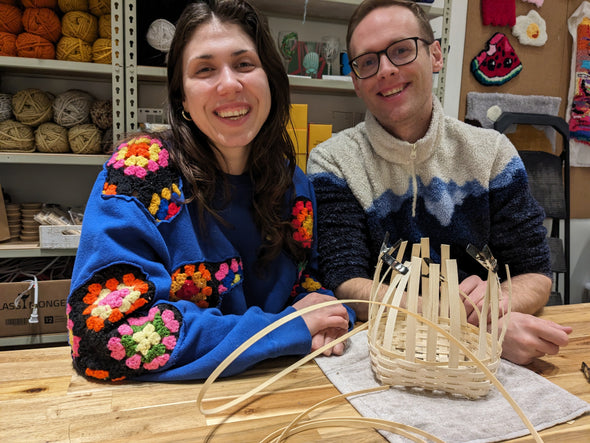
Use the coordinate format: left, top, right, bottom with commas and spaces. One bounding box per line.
53, 89, 94, 128
12, 88, 53, 126
0, 120, 35, 152
35, 122, 70, 153
69, 123, 102, 154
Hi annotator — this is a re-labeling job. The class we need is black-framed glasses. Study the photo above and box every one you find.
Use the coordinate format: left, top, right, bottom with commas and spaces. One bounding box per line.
349, 37, 432, 79
582, 361, 590, 382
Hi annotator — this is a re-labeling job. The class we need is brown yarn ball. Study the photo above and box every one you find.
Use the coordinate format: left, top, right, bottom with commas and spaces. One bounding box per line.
58, 0, 87, 13
56, 36, 92, 62
23, 8, 62, 43
92, 37, 110, 64
22, 0, 58, 8
35, 122, 70, 153
101, 126, 113, 153
89, 98, 111, 129
68, 123, 102, 154
12, 88, 54, 126
88, 0, 109, 16
0, 120, 35, 152
0, 0, 17, 6
53, 89, 94, 128
16, 32, 56, 59
61, 11, 97, 43
0, 93, 13, 122
0, 31, 17, 56
98, 13, 110, 38
0, 4, 23, 34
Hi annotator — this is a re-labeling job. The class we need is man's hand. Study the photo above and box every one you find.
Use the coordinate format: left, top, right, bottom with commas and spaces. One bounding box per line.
293, 292, 349, 356
497, 312, 572, 365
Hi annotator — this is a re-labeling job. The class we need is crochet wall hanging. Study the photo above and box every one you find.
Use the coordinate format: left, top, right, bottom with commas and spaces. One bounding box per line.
481, 0, 516, 27
513, 10, 547, 46
194, 237, 555, 442
471, 33, 522, 86
566, 1, 590, 167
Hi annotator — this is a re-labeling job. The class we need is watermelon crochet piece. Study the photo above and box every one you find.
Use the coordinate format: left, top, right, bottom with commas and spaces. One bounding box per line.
471, 33, 522, 86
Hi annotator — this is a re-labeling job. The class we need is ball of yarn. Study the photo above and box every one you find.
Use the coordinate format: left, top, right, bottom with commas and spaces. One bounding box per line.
16, 32, 56, 59
12, 88, 54, 126
61, 11, 97, 43
23, 7, 62, 43
0, 0, 17, 6
0, 93, 13, 122
0, 120, 35, 152
35, 122, 70, 153
89, 98, 111, 129
92, 37, 110, 64
68, 123, 102, 154
98, 13, 110, 38
58, 0, 88, 13
56, 36, 92, 62
0, 4, 23, 34
22, 0, 58, 8
53, 89, 94, 127
146, 19, 175, 53
0, 31, 17, 56
101, 125, 113, 153
88, 0, 109, 16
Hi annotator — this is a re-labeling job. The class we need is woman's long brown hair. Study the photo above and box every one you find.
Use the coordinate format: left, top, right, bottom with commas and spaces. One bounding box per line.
166, 0, 306, 267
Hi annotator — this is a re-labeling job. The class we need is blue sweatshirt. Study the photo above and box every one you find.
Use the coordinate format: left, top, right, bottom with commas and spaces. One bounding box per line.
67, 135, 353, 382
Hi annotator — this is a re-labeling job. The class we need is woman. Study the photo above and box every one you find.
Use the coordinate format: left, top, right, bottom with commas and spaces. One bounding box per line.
67, 0, 352, 382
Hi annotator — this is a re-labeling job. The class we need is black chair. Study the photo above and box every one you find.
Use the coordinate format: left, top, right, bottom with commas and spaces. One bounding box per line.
494, 112, 570, 305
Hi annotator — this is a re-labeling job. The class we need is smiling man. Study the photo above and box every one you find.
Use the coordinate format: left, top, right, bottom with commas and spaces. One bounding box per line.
307, 0, 572, 365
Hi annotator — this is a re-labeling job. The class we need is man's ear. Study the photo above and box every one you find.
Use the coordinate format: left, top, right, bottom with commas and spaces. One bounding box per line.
430, 40, 444, 74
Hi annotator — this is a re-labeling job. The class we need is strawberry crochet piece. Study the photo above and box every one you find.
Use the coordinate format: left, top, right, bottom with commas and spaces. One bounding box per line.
481, 0, 516, 27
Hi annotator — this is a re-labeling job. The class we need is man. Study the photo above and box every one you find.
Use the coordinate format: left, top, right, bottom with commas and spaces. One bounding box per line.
307, 0, 572, 365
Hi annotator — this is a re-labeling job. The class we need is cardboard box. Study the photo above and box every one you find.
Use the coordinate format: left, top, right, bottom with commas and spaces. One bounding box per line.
39, 225, 81, 249
308, 123, 333, 152
0, 279, 70, 337
296, 153, 307, 173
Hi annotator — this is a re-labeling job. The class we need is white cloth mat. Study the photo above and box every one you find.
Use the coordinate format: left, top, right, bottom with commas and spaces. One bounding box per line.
315, 330, 590, 443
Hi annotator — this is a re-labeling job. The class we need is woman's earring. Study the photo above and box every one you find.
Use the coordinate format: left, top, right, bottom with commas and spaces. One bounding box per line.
181, 110, 192, 121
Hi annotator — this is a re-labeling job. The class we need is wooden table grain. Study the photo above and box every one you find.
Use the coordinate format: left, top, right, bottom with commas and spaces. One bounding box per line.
0, 304, 588, 442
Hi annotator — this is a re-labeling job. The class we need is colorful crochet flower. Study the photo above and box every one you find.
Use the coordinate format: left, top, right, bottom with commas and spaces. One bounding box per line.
82, 272, 150, 332
215, 259, 242, 294
291, 197, 313, 248
106, 136, 169, 178
106, 306, 179, 372
291, 273, 325, 297
148, 183, 182, 221
170, 263, 215, 308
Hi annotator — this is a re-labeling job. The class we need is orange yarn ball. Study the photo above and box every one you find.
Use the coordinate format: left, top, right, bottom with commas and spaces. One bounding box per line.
0, 31, 17, 56
98, 13, 110, 38
56, 35, 92, 62
61, 11, 98, 43
21, 0, 58, 8
23, 8, 62, 43
92, 37, 110, 64
58, 0, 88, 13
0, 4, 23, 35
0, 0, 17, 5
16, 32, 55, 59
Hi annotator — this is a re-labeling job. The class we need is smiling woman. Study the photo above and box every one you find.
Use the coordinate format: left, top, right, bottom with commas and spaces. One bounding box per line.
65, 0, 354, 383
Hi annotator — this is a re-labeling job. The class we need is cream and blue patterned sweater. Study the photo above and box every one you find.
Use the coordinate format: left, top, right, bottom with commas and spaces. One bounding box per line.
307, 98, 551, 289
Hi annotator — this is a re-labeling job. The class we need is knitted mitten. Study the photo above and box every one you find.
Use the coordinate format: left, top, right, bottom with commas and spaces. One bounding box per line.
481, 0, 516, 27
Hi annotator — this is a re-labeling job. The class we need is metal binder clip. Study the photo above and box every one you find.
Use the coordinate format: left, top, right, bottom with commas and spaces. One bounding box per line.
379, 233, 408, 274
466, 244, 499, 274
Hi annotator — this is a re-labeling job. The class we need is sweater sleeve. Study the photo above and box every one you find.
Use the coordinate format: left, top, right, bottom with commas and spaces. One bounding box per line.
307, 147, 374, 291
67, 137, 311, 382
487, 134, 551, 278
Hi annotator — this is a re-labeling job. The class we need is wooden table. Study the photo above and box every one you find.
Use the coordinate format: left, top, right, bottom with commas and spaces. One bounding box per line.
0, 304, 589, 442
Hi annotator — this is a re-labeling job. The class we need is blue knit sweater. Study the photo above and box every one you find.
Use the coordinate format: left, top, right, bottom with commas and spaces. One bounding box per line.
307, 97, 551, 290
67, 135, 350, 382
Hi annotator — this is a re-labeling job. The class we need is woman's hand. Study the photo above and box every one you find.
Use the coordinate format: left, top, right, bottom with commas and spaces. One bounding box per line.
293, 292, 349, 356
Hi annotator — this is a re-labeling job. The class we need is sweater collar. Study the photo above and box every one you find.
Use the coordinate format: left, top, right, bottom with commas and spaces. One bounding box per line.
365, 96, 443, 165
